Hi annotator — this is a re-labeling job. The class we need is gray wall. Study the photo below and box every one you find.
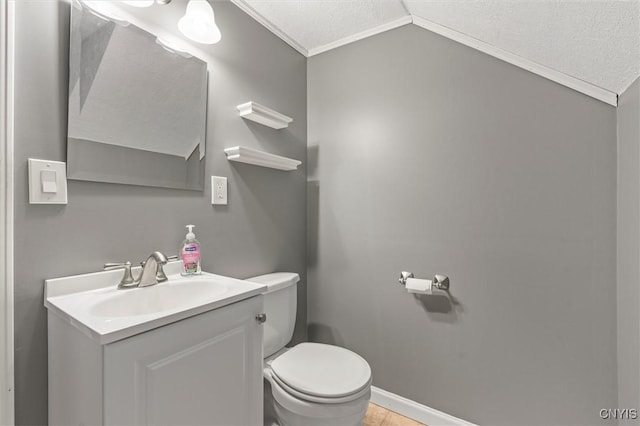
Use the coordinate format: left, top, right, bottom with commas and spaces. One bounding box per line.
307, 25, 617, 426
617, 77, 640, 424
13, 1, 306, 424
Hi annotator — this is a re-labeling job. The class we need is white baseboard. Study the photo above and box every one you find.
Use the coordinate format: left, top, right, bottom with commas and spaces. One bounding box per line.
370, 386, 476, 426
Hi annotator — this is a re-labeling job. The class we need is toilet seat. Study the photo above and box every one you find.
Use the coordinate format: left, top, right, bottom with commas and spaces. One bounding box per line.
269, 342, 372, 403
270, 368, 372, 404
268, 371, 371, 423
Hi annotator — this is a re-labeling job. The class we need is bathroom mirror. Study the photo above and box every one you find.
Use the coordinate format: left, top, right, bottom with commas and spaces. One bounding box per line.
66, 4, 208, 190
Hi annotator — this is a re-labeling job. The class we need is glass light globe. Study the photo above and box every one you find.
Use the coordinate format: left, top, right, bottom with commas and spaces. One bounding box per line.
178, 0, 221, 44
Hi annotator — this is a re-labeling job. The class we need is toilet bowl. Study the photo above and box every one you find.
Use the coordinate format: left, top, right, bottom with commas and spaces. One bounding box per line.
246, 273, 372, 426
265, 342, 371, 426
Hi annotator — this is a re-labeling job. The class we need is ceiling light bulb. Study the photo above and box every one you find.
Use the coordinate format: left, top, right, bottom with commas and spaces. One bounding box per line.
122, 0, 154, 7
178, 0, 221, 45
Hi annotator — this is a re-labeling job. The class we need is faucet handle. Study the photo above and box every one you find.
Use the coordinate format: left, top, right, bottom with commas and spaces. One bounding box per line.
104, 262, 130, 270
155, 255, 179, 283
104, 261, 137, 289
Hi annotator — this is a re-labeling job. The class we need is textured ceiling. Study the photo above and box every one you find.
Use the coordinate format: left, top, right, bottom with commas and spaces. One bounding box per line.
405, 0, 639, 95
239, 0, 408, 49
235, 0, 640, 96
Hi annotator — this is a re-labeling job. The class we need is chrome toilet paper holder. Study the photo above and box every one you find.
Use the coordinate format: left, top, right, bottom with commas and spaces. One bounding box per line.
398, 271, 450, 291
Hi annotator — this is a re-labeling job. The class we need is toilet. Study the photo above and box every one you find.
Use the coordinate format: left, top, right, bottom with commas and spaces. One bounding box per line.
246, 273, 372, 426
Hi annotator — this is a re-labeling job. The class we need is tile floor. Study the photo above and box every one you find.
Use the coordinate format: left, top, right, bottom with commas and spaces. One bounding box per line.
364, 403, 427, 426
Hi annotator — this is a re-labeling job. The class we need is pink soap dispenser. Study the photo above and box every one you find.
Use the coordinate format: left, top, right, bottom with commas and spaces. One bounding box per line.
180, 224, 201, 276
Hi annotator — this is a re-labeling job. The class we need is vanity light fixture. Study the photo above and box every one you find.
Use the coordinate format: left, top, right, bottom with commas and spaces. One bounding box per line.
178, 0, 222, 44
120, 0, 221, 45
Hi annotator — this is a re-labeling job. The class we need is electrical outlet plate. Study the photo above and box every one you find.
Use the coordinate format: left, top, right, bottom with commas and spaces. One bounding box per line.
211, 176, 227, 205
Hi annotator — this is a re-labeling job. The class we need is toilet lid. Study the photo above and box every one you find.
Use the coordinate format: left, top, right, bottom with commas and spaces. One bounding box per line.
270, 343, 372, 398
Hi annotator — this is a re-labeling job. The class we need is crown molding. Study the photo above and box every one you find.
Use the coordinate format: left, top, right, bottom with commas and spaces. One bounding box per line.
307, 15, 413, 57
230, 1, 619, 106
228, 0, 308, 56
411, 16, 618, 107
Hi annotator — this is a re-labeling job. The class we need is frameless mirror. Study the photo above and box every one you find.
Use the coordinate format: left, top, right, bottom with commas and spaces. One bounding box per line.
67, 4, 208, 190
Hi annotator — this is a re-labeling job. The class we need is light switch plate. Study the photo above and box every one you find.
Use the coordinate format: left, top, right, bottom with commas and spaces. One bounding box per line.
211, 176, 227, 205
28, 158, 68, 204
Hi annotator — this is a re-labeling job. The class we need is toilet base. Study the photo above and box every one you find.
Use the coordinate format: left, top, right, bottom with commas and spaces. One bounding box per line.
264, 378, 279, 426
272, 398, 367, 426
264, 371, 370, 426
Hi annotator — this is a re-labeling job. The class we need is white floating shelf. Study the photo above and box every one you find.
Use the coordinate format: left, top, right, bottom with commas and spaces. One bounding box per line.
237, 101, 293, 129
224, 146, 301, 171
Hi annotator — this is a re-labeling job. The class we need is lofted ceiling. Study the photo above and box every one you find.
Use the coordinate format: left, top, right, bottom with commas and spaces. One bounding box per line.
232, 0, 640, 98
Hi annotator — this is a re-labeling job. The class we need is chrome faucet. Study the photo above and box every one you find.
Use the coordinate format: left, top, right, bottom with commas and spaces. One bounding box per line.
137, 251, 169, 287
105, 251, 173, 289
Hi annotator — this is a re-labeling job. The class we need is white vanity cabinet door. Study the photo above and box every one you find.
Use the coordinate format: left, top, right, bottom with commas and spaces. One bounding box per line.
104, 295, 264, 426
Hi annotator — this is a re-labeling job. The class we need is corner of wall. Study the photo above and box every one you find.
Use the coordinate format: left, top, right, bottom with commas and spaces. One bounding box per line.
616, 76, 640, 421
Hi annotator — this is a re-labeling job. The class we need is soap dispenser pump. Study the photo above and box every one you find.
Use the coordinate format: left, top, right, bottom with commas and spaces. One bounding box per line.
180, 224, 201, 276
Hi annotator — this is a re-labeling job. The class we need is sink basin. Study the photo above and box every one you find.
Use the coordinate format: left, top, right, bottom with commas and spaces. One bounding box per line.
90, 278, 229, 318
44, 261, 267, 344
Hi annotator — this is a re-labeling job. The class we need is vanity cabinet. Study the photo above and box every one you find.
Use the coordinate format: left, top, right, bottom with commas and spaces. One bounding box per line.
48, 295, 264, 426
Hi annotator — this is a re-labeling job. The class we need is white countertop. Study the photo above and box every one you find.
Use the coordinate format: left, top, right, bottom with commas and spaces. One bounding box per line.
44, 261, 267, 344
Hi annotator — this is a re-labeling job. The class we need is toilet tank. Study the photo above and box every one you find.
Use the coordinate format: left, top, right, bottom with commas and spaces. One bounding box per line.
245, 273, 300, 358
